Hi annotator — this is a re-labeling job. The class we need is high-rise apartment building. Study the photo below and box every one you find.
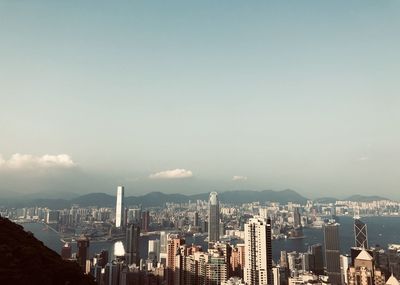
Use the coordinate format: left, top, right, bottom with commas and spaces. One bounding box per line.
166, 236, 185, 285
115, 186, 125, 228
206, 250, 228, 284
293, 207, 301, 228
340, 255, 350, 284
174, 245, 188, 285
272, 267, 280, 285
208, 192, 220, 243
171, 244, 230, 285
141, 210, 150, 233
280, 251, 288, 269
324, 221, 341, 285
244, 217, 273, 285
354, 218, 368, 249
127, 208, 141, 224
46, 210, 59, 224
230, 244, 245, 278
148, 239, 160, 261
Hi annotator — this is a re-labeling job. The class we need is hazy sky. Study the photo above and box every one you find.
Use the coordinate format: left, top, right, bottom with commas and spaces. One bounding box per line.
1, 1, 400, 198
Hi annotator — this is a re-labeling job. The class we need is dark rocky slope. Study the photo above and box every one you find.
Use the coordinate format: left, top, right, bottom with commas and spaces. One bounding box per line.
0, 217, 95, 285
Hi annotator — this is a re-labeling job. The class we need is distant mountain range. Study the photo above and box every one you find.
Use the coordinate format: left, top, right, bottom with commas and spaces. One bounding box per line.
345, 194, 389, 202
315, 194, 389, 204
0, 189, 307, 208
0, 189, 391, 209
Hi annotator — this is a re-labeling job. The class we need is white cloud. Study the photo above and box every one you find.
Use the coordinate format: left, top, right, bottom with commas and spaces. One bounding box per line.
233, 175, 248, 181
149, 169, 193, 179
38, 154, 75, 167
0, 153, 76, 169
358, 156, 370, 161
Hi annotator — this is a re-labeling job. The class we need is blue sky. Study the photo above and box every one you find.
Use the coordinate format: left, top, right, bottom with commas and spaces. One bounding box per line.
1, 1, 399, 198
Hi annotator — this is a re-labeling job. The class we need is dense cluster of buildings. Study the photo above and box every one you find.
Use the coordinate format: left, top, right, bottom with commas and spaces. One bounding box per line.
79, 190, 273, 285
276, 218, 400, 285
2, 187, 400, 285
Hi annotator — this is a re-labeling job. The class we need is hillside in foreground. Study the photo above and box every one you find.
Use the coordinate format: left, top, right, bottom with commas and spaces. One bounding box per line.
0, 217, 96, 285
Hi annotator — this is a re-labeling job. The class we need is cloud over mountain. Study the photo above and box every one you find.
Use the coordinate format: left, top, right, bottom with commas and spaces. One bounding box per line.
232, 175, 248, 181
0, 153, 75, 170
149, 168, 193, 179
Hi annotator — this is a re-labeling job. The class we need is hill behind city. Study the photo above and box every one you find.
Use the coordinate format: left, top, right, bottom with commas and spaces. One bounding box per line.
0, 189, 391, 209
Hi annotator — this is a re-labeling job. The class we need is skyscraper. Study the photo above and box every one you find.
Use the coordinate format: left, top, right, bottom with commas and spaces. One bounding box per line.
115, 186, 125, 228
208, 191, 220, 243
324, 221, 341, 285
77, 236, 90, 271
310, 243, 324, 275
293, 207, 301, 228
126, 223, 140, 266
340, 254, 350, 285
194, 211, 199, 227
166, 236, 185, 285
141, 210, 150, 232
159, 231, 168, 264
244, 217, 273, 285
354, 218, 368, 249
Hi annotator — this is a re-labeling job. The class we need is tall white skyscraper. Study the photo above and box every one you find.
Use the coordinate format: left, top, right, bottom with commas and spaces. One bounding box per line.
244, 217, 273, 285
115, 186, 124, 228
159, 231, 168, 264
208, 191, 220, 242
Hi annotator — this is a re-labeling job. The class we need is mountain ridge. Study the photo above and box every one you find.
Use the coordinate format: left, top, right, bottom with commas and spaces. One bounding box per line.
0, 190, 392, 209
0, 189, 308, 208
345, 194, 389, 202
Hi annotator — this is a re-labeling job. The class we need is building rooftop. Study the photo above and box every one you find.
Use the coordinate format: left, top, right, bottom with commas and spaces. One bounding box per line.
386, 274, 400, 285
356, 249, 373, 261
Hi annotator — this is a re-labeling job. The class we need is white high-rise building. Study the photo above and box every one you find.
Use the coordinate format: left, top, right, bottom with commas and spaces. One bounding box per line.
340, 254, 350, 285
148, 239, 160, 261
244, 217, 273, 285
272, 267, 280, 285
115, 186, 125, 228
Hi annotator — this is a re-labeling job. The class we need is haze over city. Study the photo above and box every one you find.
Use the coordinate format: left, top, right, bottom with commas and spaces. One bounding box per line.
1, 1, 400, 199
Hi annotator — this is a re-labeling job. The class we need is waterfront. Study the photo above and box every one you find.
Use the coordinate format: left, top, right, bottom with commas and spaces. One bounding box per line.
22, 216, 400, 262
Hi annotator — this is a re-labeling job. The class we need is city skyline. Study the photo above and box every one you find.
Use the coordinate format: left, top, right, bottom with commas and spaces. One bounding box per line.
2, 1, 400, 285
1, 1, 400, 198
4, 186, 400, 285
